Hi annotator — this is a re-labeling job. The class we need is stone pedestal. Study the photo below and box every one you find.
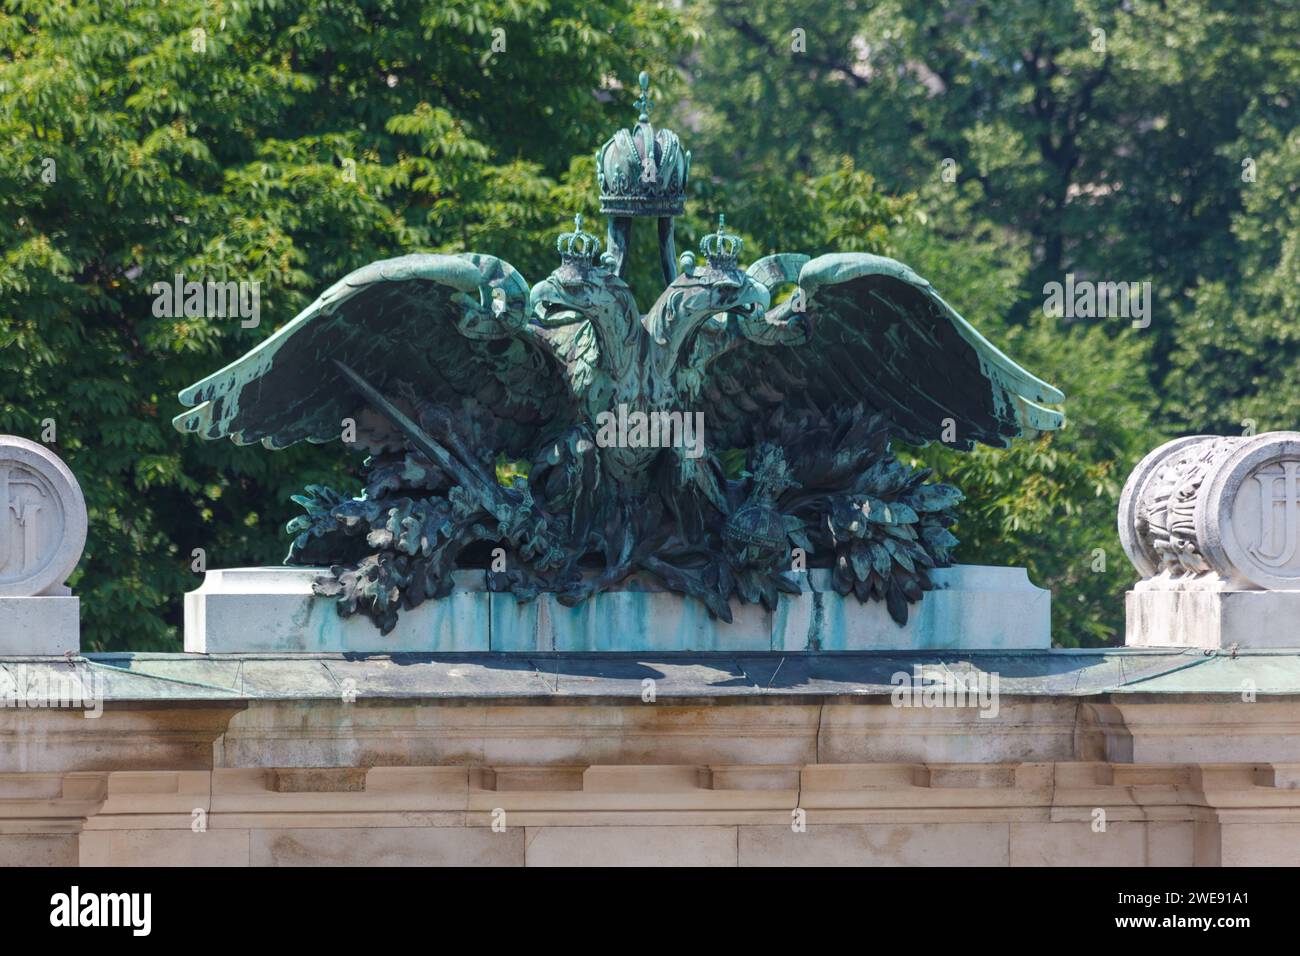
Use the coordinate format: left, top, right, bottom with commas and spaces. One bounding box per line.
184, 564, 1051, 654
0, 596, 80, 655
184, 567, 491, 654
1126, 576, 1300, 649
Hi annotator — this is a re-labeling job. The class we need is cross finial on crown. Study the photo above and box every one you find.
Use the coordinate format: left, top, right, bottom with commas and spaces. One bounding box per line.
634, 71, 654, 122
700, 214, 743, 270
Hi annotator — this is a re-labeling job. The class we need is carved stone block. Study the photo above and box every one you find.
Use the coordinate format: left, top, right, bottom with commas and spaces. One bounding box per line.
1121, 431, 1300, 647
0, 436, 86, 654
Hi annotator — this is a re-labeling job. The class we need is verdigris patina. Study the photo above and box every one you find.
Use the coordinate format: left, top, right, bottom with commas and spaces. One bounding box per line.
174, 72, 1064, 634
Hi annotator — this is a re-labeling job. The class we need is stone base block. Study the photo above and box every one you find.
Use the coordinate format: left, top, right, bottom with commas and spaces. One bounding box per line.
776, 566, 1048, 652
185, 567, 490, 654
1127, 585, 1300, 649
185, 564, 1050, 654
0, 596, 79, 655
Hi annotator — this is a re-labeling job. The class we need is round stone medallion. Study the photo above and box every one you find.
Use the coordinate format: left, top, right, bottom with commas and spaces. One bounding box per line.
0, 436, 87, 597
1196, 432, 1300, 590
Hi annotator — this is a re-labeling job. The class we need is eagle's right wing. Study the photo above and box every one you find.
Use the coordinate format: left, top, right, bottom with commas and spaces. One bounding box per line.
173, 253, 579, 459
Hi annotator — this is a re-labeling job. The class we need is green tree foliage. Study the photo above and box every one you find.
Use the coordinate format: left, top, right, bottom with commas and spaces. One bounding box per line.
1168, 119, 1300, 434
690, 1, 1299, 332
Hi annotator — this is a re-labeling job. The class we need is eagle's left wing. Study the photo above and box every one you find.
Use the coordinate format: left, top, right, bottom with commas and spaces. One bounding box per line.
699, 252, 1064, 451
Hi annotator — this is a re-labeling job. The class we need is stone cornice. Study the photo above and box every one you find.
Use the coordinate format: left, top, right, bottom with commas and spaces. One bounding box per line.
8, 648, 1300, 705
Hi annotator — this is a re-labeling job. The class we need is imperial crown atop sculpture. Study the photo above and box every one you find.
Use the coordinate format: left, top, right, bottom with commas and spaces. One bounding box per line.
174, 72, 1065, 634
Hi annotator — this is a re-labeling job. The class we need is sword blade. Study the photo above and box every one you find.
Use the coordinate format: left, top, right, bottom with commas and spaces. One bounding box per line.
330, 360, 496, 506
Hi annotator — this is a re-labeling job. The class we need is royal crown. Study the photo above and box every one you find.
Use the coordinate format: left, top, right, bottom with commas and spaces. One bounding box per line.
700, 214, 743, 270
555, 214, 601, 264
596, 72, 691, 218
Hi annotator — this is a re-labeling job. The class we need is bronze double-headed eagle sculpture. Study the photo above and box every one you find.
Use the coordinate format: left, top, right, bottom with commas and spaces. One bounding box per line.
174, 73, 1064, 633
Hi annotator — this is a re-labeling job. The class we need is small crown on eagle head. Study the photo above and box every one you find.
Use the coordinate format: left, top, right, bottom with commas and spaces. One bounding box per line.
555, 214, 601, 265
700, 214, 743, 270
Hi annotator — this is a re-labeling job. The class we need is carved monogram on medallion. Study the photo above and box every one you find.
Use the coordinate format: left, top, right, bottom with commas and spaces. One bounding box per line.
1234, 459, 1300, 579
0, 463, 64, 586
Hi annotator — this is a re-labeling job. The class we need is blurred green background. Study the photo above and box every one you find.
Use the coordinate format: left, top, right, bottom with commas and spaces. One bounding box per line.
2, 0, 1297, 649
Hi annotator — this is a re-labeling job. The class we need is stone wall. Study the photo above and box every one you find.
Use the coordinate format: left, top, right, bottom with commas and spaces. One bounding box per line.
5, 689, 1300, 866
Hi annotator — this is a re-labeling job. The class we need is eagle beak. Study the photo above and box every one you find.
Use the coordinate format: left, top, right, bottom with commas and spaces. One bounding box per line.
727, 281, 771, 318
529, 275, 590, 326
